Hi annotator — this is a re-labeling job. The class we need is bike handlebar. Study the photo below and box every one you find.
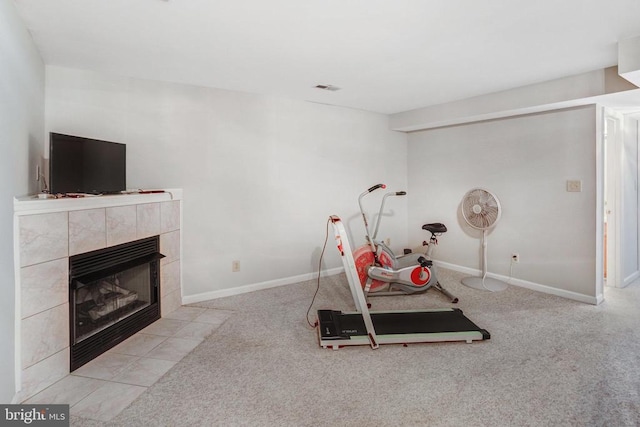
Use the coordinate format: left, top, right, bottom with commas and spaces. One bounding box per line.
367, 184, 386, 193
359, 184, 407, 244
372, 191, 407, 239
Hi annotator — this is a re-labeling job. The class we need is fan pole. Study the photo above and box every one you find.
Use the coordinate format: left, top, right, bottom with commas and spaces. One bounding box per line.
461, 229, 508, 292
481, 229, 488, 279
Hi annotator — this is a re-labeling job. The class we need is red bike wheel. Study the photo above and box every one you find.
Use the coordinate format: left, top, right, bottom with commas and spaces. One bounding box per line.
353, 245, 394, 292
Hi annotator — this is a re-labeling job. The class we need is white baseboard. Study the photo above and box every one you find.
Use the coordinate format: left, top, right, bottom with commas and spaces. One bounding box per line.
434, 261, 600, 305
182, 261, 601, 306
623, 270, 640, 288
181, 267, 344, 305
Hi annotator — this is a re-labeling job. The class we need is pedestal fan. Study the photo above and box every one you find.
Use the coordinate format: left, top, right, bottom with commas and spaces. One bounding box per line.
460, 188, 508, 292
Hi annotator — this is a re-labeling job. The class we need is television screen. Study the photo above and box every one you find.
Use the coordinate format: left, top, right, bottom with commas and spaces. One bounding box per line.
49, 133, 126, 195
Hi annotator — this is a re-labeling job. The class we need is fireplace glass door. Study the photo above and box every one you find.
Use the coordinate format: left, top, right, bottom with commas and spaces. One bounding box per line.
73, 262, 153, 344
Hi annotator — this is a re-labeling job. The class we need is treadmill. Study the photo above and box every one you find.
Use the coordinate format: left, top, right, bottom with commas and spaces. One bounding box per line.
318, 216, 489, 349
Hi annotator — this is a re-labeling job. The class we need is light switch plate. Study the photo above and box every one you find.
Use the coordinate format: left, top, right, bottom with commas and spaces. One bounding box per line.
567, 180, 582, 192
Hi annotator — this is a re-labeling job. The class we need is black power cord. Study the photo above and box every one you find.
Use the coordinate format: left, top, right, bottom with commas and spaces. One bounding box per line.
305, 218, 331, 328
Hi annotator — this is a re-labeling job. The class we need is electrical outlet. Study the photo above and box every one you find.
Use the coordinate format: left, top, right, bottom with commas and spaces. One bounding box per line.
511, 253, 520, 263
385, 238, 391, 246
232, 260, 240, 272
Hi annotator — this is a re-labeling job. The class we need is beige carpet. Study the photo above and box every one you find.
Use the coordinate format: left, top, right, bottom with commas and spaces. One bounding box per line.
72, 268, 640, 426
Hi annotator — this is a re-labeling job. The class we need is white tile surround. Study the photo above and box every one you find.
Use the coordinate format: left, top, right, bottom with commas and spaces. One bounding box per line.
13, 189, 183, 403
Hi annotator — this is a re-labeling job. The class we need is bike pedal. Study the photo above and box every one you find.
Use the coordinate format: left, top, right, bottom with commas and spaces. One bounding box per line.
417, 256, 432, 268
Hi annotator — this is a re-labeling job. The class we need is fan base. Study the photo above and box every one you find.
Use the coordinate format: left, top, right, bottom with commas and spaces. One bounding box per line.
461, 277, 508, 292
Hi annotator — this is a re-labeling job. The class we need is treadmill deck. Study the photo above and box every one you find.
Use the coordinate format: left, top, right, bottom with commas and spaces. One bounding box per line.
318, 308, 490, 349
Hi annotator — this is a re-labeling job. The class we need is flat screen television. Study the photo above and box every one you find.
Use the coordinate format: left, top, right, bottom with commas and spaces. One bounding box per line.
49, 133, 126, 195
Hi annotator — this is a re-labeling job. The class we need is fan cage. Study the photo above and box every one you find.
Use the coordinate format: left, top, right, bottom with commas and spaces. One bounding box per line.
461, 188, 501, 230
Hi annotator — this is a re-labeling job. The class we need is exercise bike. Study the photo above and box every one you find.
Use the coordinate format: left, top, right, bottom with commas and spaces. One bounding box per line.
353, 184, 458, 303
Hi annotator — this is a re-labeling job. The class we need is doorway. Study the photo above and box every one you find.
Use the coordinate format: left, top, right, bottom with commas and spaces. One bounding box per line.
603, 109, 640, 289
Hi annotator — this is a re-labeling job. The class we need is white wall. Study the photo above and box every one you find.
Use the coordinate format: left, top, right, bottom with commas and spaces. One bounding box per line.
0, 0, 44, 402
621, 116, 640, 284
45, 66, 408, 298
407, 106, 599, 299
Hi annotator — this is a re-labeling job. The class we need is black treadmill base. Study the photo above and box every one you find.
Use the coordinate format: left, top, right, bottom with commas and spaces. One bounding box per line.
318, 308, 490, 341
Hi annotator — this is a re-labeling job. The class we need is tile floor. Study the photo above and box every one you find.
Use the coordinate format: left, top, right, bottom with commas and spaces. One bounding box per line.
24, 306, 232, 423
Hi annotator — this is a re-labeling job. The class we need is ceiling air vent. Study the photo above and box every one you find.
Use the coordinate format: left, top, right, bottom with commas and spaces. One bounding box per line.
314, 84, 341, 92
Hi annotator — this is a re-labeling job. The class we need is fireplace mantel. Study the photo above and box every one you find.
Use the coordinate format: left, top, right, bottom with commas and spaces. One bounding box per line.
13, 189, 183, 403
14, 190, 182, 215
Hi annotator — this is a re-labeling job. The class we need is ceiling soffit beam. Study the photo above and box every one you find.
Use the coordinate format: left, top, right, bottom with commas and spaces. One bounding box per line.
619, 36, 640, 88
390, 66, 639, 132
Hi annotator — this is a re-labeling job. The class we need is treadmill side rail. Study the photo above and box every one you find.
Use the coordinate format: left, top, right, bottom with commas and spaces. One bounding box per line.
319, 330, 488, 349
329, 216, 379, 349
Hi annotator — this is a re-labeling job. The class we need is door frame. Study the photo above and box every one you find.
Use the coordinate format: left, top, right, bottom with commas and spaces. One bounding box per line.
602, 107, 624, 289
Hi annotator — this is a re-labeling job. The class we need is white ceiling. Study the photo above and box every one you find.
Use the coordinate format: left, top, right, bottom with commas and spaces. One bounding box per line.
12, 0, 640, 114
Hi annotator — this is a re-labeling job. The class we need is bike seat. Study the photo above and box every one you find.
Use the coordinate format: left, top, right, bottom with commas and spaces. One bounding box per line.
422, 223, 447, 234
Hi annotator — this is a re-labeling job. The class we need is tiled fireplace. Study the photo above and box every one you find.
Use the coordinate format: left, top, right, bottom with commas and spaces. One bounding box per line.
14, 190, 182, 402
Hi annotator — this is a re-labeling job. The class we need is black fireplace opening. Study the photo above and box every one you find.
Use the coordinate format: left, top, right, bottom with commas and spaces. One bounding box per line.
69, 236, 164, 371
